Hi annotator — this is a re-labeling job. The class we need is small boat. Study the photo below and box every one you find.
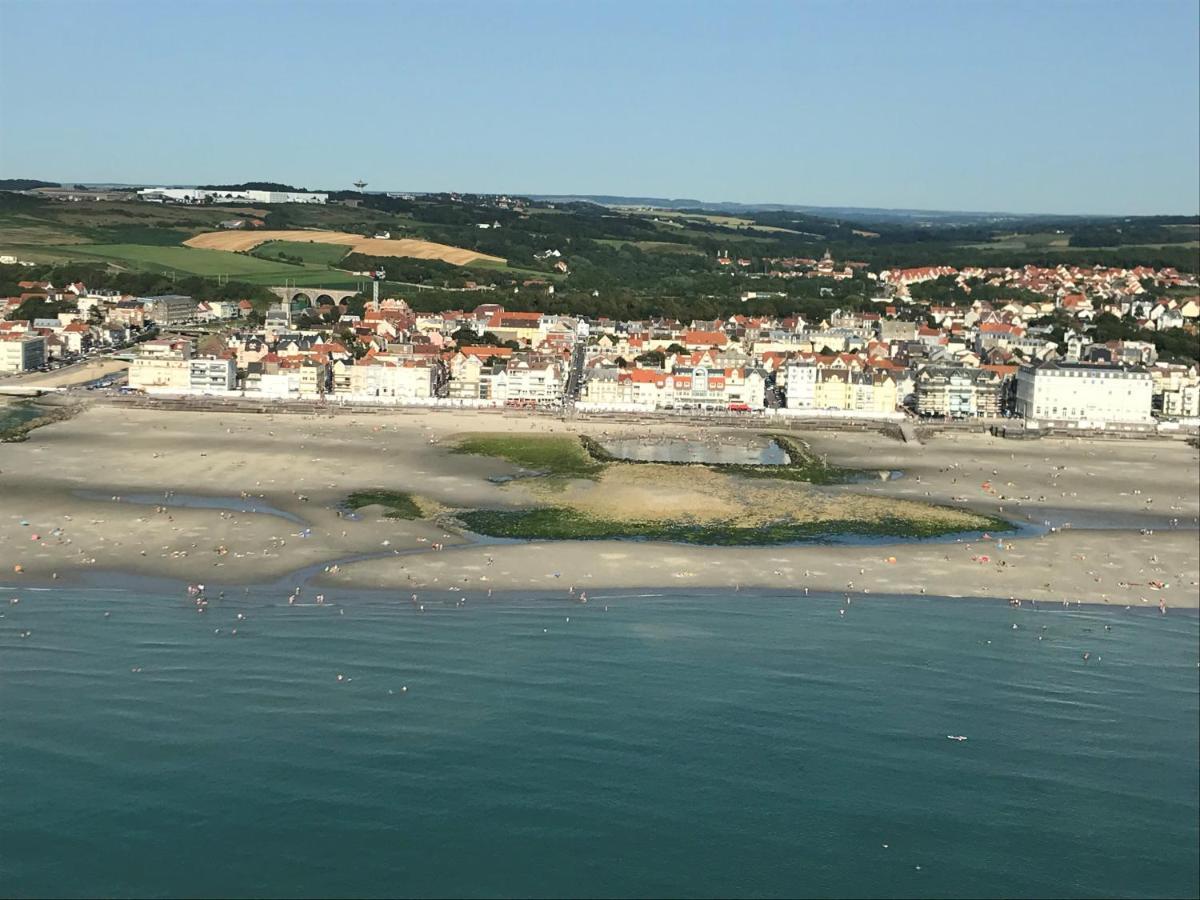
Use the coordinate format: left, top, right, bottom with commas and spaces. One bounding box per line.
946, 735, 968, 742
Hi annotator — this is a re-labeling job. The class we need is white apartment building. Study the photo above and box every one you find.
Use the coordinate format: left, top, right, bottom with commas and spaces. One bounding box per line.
784, 363, 818, 409
487, 361, 564, 403
342, 360, 436, 402
1014, 362, 1153, 427
0, 333, 45, 374
1150, 364, 1200, 419
915, 366, 1003, 419
188, 358, 237, 394
1162, 382, 1200, 418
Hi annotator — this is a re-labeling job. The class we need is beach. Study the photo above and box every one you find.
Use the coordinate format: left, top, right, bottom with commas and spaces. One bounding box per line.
1, 403, 1196, 608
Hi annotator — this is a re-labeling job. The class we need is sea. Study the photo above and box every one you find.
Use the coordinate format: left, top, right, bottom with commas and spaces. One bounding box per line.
2, 582, 1197, 899
0, 400, 45, 434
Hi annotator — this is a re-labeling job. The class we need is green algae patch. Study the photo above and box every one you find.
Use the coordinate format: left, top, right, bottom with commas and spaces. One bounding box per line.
455, 505, 1014, 546
452, 434, 605, 478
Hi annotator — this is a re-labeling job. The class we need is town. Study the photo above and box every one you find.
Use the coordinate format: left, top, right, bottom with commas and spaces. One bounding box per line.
3, 250, 1198, 432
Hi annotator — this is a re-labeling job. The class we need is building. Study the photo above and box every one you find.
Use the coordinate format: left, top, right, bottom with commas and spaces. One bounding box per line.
137, 188, 327, 205
784, 363, 818, 409
0, 333, 46, 373
877, 320, 919, 343
813, 369, 899, 414
128, 339, 193, 392
1162, 382, 1200, 418
915, 366, 1003, 419
488, 359, 564, 404
342, 360, 436, 402
1014, 361, 1153, 427
188, 358, 237, 393
143, 294, 199, 325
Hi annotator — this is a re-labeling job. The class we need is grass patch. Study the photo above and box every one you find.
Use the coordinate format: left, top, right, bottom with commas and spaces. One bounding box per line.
345, 489, 425, 519
453, 434, 605, 478
455, 506, 1014, 545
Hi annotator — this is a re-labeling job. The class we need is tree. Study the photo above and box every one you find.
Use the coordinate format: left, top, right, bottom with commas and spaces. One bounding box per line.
11, 297, 74, 321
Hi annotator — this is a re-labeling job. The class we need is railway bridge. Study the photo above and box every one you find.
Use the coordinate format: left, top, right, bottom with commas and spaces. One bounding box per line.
268, 286, 362, 307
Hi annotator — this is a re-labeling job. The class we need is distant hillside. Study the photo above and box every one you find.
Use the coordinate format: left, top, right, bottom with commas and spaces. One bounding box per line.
0, 178, 60, 191
197, 181, 312, 193
527, 194, 1049, 225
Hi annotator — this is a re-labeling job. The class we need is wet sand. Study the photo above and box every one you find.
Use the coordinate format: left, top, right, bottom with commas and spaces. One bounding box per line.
1, 404, 1196, 608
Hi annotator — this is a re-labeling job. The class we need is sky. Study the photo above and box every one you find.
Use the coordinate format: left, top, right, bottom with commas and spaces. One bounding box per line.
1, 0, 1198, 215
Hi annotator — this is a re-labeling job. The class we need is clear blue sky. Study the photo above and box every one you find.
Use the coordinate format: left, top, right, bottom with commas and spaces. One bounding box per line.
1, 0, 1197, 215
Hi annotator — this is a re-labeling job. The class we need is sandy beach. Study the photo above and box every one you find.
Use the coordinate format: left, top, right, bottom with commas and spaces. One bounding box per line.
1, 403, 1196, 608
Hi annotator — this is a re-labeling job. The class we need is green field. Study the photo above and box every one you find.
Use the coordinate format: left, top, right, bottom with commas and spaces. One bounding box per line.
963, 229, 1200, 252
251, 240, 352, 265
41, 243, 336, 278
961, 232, 1072, 250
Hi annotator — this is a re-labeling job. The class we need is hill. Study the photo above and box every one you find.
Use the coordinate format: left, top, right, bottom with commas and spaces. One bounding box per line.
0, 179, 59, 191
1, 189, 1196, 323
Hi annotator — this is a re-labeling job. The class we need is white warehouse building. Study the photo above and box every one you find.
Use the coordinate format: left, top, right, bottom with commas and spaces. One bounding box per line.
138, 188, 327, 204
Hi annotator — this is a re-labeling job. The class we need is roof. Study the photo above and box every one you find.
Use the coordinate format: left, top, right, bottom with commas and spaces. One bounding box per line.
682, 330, 728, 346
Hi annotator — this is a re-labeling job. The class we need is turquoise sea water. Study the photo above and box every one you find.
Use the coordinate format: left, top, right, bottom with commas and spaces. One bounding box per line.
2, 583, 1197, 899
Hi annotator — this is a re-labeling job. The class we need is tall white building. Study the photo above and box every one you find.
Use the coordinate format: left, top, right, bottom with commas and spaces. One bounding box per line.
1014, 362, 1153, 428
188, 358, 237, 393
784, 363, 818, 409
0, 333, 45, 374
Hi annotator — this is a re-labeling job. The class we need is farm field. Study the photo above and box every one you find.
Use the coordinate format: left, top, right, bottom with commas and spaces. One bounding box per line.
250, 240, 352, 265
627, 209, 806, 235
184, 229, 506, 265
961, 232, 1071, 250
43, 243, 339, 279
962, 231, 1200, 252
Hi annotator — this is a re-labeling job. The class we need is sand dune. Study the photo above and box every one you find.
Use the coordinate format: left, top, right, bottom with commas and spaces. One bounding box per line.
183, 229, 505, 266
